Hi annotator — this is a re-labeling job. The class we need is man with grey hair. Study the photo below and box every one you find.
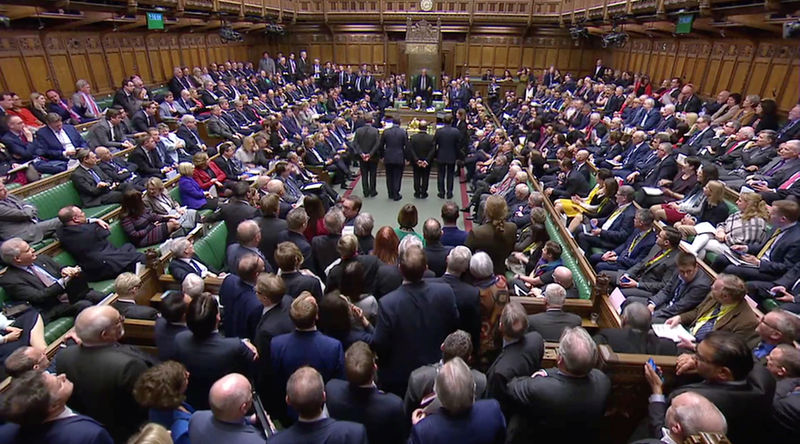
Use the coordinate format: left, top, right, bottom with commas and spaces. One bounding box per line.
594, 302, 677, 355
508, 326, 611, 442
270, 367, 367, 444
311, 207, 345, 276
0, 237, 104, 322
409, 357, 506, 443
470, 251, 511, 366
276, 206, 313, 268
635, 391, 728, 444
353, 212, 374, 255
56, 305, 153, 442
168, 237, 223, 283
434, 246, 481, 352
176, 113, 209, 156
423, 218, 453, 277
527, 283, 582, 342
189, 373, 266, 444
577, 184, 636, 253
486, 301, 544, 416
632, 141, 678, 189
226, 219, 269, 275
508, 183, 534, 228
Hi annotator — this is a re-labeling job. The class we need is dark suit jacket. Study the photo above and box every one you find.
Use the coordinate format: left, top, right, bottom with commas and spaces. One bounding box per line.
174, 331, 255, 410
56, 223, 143, 281
747, 223, 800, 277
154, 317, 187, 362
641, 155, 678, 188
311, 233, 341, 276
352, 125, 380, 161
550, 168, 591, 199
325, 379, 407, 444
113, 90, 138, 115
527, 309, 582, 342
279, 271, 323, 302
254, 216, 289, 270
325, 255, 382, 295
408, 132, 435, 164
593, 327, 678, 355
624, 246, 679, 294
0, 414, 114, 444
486, 332, 545, 413
55, 343, 152, 443
432, 273, 481, 352
651, 271, 712, 320
131, 110, 157, 133
214, 156, 243, 181
276, 230, 312, 269
597, 204, 637, 246
127, 146, 165, 178
404, 361, 487, 418
226, 243, 269, 276
773, 376, 800, 441
33, 125, 87, 160
670, 365, 775, 444
379, 126, 408, 165
0, 256, 95, 322
168, 256, 217, 284
433, 126, 463, 164
71, 166, 117, 207
175, 125, 205, 154
611, 228, 657, 269
423, 242, 452, 277
205, 199, 260, 245
218, 274, 262, 340
269, 418, 367, 444
0, 131, 35, 161
206, 115, 237, 140
408, 400, 506, 444
507, 368, 611, 443
98, 158, 135, 184
252, 295, 294, 415
373, 281, 459, 394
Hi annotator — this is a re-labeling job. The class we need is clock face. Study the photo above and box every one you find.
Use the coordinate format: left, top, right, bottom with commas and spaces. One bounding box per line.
420, 0, 433, 11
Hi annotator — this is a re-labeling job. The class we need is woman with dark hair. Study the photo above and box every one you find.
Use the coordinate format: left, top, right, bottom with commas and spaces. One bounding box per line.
640, 156, 701, 207
133, 361, 193, 444
394, 204, 424, 245
372, 226, 400, 265
339, 260, 378, 324
711, 92, 742, 126
121, 189, 182, 247
633, 75, 652, 96
650, 163, 720, 224
465, 195, 517, 275
754, 99, 779, 132
318, 291, 372, 350
302, 194, 329, 241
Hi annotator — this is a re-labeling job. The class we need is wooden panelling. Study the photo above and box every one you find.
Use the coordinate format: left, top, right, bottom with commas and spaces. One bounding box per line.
0, 30, 248, 98
610, 37, 799, 112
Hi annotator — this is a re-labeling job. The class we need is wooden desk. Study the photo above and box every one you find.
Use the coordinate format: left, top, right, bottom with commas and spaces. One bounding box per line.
386, 108, 445, 125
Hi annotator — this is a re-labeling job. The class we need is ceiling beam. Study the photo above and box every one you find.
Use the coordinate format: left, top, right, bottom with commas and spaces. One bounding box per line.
116, 17, 147, 32
51, 12, 111, 30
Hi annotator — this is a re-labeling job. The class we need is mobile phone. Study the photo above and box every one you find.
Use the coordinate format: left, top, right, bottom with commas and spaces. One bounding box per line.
620, 275, 631, 283
647, 357, 663, 381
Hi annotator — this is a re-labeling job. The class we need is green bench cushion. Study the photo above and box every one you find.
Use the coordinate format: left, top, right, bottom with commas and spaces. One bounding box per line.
193, 222, 228, 271
543, 216, 591, 299
23, 181, 117, 220
0, 285, 74, 344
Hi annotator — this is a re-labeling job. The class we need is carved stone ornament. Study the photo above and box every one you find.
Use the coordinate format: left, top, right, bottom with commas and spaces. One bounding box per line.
405, 18, 441, 44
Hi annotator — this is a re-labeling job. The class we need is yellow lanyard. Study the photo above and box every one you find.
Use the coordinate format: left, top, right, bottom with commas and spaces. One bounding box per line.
645, 248, 673, 268
628, 229, 652, 255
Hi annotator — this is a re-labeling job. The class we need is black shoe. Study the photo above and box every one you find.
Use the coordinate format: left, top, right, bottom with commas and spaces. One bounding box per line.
421, 193, 428, 199
414, 193, 421, 198
437, 192, 445, 198
371, 191, 378, 197
447, 193, 453, 199
393, 194, 402, 201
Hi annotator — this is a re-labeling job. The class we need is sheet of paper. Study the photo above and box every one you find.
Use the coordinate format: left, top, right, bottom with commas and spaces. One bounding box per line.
609, 288, 626, 314
693, 222, 716, 235
652, 324, 696, 343
642, 187, 663, 196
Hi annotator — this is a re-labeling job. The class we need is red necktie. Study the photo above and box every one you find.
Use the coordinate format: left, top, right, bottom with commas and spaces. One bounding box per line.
19, 132, 27, 143
780, 171, 800, 190
725, 141, 742, 155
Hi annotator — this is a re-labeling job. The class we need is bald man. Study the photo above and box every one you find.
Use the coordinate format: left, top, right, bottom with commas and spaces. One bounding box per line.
553, 266, 579, 299
635, 390, 727, 443
189, 373, 266, 444
55, 306, 154, 442
270, 367, 367, 444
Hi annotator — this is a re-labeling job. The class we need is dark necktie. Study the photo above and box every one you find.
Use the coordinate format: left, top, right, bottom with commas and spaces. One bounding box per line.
765, 159, 786, 176
668, 280, 685, 306
88, 168, 102, 184
190, 260, 202, 274
693, 304, 722, 342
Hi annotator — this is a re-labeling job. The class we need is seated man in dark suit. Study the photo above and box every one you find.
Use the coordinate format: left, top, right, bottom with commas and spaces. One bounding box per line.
408, 357, 506, 444
590, 208, 657, 273
594, 302, 677, 355
274, 241, 323, 301
174, 293, 257, 410
634, 390, 728, 444
188, 373, 267, 444
644, 252, 712, 322
544, 158, 591, 200
605, 226, 682, 300
0, 238, 105, 322
126, 133, 172, 179
507, 326, 611, 443
71, 149, 124, 207
326, 341, 407, 444
311, 208, 345, 277
56, 206, 145, 281
270, 292, 344, 422
440, 201, 468, 247
769, 344, 800, 441
0, 370, 114, 444
422, 218, 452, 277
527, 283, 582, 342
55, 305, 154, 443
226, 220, 270, 275
486, 302, 545, 415
404, 329, 487, 419
32, 113, 87, 162
204, 182, 260, 246
167, 237, 223, 284
270, 367, 368, 444
219, 254, 265, 341
431, 247, 481, 354
644, 331, 775, 444
372, 245, 460, 397
154, 285, 194, 362
577, 185, 637, 253
94, 146, 145, 191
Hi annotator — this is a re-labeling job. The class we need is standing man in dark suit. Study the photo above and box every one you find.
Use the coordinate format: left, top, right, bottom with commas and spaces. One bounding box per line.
219, 254, 265, 341
71, 149, 124, 207
204, 182, 260, 246
433, 114, 463, 199
594, 302, 677, 355
413, 68, 433, 107
188, 373, 267, 444
311, 209, 344, 277
591, 58, 606, 81
112, 78, 138, 116
326, 342, 407, 444
432, 247, 481, 352
174, 294, 257, 410
56, 206, 145, 281
409, 120, 435, 198
422, 218, 452, 277
0, 238, 105, 322
56, 305, 154, 443
373, 246, 459, 397
486, 302, 545, 414
507, 326, 611, 443
352, 113, 380, 197
527, 284, 582, 342
380, 117, 408, 201
270, 367, 368, 444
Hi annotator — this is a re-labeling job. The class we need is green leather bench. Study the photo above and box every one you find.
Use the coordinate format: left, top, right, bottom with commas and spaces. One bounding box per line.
542, 215, 592, 299
192, 222, 228, 272
0, 286, 74, 345
170, 186, 213, 218
24, 181, 117, 221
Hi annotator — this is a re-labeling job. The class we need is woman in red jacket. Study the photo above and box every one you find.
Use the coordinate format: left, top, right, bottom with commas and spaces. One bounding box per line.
191, 152, 226, 195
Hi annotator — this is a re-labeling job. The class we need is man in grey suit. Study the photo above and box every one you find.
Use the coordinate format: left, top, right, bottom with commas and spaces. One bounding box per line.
85, 108, 135, 151
380, 117, 408, 201
71, 149, 124, 207
206, 105, 243, 146
527, 284, 582, 342
352, 113, 380, 197
0, 182, 61, 244
638, 252, 712, 322
188, 373, 266, 444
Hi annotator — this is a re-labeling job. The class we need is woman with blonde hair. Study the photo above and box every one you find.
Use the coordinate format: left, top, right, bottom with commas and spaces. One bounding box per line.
235, 135, 258, 167
466, 195, 517, 275
672, 180, 730, 237
132, 361, 193, 444
687, 192, 769, 259
28, 91, 49, 124
143, 177, 198, 231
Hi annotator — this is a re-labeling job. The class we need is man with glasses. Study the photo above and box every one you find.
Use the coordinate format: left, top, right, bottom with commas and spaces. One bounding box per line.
55, 305, 155, 443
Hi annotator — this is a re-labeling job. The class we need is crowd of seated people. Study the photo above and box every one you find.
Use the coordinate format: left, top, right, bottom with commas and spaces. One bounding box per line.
0, 52, 799, 444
